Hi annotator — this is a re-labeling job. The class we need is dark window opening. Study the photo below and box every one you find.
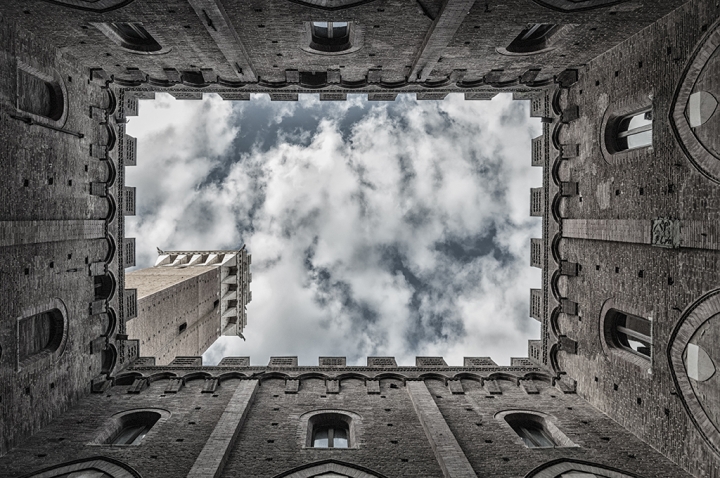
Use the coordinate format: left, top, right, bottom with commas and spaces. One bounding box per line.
505, 413, 557, 448
607, 309, 652, 358
18, 309, 64, 364
97, 22, 162, 52
109, 411, 161, 445
94, 273, 115, 301
309, 413, 351, 448
213, 299, 220, 309
614, 109, 652, 151
17, 69, 64, 121
310, 22, 351, 53
506, 24, 559, 54
178, 322, 187, 333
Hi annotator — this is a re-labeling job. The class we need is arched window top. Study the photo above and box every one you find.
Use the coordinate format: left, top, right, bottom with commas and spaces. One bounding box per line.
507, 24, 559, 53
93, 23, 164, 53
94, 273, 116, 302
16, 62, 67, 125
526, 459, 640, 478
40, 0, 136, 13
615, 109, 653, 151
22, 456, 141, 478
605, 309, 652, 359
55, 471, 113, 477
504, 413, 557, 448
497, 23, 569, 56
16, 299, 68, 370
303, 22, 362, 56
497, 410, 576, 449
91, 409, 169, 447
274, 460, 388, 478
301, 410, 360, 449
530, 0, 636, 11
288, 0, 376, 9
18, 309, 64, 365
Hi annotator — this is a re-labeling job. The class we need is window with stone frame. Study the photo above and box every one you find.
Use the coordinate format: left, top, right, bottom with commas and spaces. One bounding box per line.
606, 309, 652, 359
614, 108, 653, 151
310, 22, 352, 53
558, 473, 609, 478
308, 413, 351, 448
505, 413, 557, 448
94, 273, 115, 301
94, 22, 163, 53
18, 309, 65, 366
506, 24, 559, 54
42, 0, 136, 13
16, 69, 64, 121
107, 411, 161, 445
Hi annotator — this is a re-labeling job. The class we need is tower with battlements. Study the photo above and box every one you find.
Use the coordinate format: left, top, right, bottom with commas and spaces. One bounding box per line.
124, 248, 251, 365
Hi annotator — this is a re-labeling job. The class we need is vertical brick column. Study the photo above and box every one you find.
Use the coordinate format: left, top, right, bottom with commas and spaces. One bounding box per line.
187, 380, 259, 478
406, 381, 477, 478
409, 0, 477, 81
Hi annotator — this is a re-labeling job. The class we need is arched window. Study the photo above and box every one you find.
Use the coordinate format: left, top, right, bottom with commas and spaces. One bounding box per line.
557, 473, 608, 478
94, 22, 162, 53
310, 22, 352, 52
41, 0, 136, 13
530, 0, 636, 11
505, 413, 557, 448
614, 109, 652, 151
605, 309, 652, 359
54, 470, 113, 477
23, 456, 140, 478
506, 24, 559, 54
94, 273, 116, 301
107, 411, 161, 445
526, 459, 639, 478
18, 308, 65, 365
17, 69, 64, 121
498, 411, 576, 449
306, 412, 354, 448
275, 460, 385, 478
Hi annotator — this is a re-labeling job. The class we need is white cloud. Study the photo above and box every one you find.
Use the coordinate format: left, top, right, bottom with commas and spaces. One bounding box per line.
125, 92, 542, 367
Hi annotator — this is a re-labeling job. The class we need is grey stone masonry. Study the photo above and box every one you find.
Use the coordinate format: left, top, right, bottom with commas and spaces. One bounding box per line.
417, 356, 449, 367
463, 357, 497, 367
187, 380, 259, 478
170, 356, 203, 367
318, 356, 347, 367
368, 356, 398, 367
406, 381, 477, 478
410, 0, 476, 81
186, 0, 257, 82
0, 220, 105, 246
269, 356, 298, 367
218, 357, 250, 367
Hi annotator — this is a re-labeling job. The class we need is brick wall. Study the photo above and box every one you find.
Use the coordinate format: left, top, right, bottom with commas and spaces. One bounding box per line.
542, 0, 720, 474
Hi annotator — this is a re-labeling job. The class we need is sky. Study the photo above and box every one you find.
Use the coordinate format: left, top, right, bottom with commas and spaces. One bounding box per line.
125, 92, 542, 367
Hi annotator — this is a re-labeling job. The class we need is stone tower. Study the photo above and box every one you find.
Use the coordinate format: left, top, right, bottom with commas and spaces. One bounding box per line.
124, 248, 251, 365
